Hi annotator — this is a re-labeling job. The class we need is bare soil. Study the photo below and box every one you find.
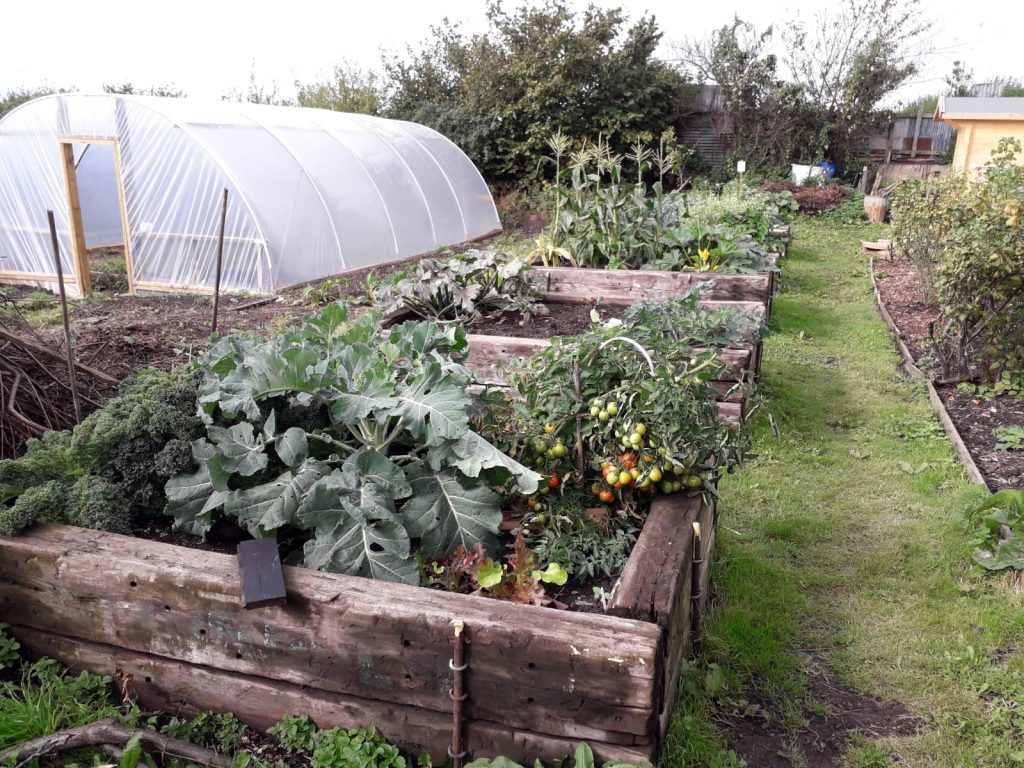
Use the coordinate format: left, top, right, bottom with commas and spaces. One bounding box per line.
470, 302, 628, 339
728, 667, 925, 767
874, 256, 1024, 491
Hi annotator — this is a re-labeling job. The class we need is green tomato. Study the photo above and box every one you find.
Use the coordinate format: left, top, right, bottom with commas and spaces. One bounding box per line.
606, 402, 619, 416
660, 481, 674, 495
598, 410, 610, 422
685, 475, 703, 489
590, 406, 601, 417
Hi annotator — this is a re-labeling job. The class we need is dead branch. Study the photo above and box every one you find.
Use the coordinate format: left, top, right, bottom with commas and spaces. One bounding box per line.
0, 327, 118, 385
0, 718, 234, 768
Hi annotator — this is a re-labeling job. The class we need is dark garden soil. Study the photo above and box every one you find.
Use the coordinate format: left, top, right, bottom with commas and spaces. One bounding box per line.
874, 256, 1024, 491
469, 301, 628, 339
727, 662, 925, 768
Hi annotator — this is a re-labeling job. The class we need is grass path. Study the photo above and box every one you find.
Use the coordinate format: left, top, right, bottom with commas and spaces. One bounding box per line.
662, 218, 1024, 767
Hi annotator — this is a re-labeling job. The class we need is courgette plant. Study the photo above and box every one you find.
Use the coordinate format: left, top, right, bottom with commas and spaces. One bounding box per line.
164, 304, 540, 584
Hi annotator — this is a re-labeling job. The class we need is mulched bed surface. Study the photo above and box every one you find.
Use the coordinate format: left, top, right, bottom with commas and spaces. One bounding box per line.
469, 301, 628, 339
873, 256, 1024, 491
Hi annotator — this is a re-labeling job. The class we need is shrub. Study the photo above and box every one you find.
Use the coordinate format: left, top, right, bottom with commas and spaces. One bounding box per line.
892, 139, 1024, 384
383, 2, 690, 183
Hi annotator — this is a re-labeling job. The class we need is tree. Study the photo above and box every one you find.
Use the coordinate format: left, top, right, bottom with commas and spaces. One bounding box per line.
295, 62, 381, 115
674, 17, 811, 174
945, 60, 973, 97
0, 86, 68, 120
222, 67, 293, 106
102, 82, 186, 98
382, 1, 690, 183
783, 0, 931, 173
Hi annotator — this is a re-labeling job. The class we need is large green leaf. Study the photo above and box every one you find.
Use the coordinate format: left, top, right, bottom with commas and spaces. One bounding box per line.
447, 430, 541, 494
164, 440, 224, 538
208, 422, 268, 476
385, 363, 471, 447
400, 466, 502, 558
225, 459, 331, 534
329, 373, 398, 424
342, 447, 412, 499
205, 347, 334, 420
298, 477, 416, 583
299, 302, 349, 346
274, 427, 309, 469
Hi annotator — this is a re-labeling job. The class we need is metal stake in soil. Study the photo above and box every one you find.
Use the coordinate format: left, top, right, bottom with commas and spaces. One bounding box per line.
449, 620, 468, 768
47, 209, 82, 424
211, 188, 228, 334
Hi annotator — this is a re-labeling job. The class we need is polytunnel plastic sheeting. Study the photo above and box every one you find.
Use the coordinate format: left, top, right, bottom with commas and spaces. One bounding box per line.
0, 94, 500, 294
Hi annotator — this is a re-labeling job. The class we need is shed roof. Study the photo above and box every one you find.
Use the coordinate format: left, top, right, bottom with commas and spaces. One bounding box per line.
935, 96, 1024, 122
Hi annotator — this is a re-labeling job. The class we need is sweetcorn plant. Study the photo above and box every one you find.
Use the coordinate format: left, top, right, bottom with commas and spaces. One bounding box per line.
164, 304, 539, 584
544, 136, 788, 271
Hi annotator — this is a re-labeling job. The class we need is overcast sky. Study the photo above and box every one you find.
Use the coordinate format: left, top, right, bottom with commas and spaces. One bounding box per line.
2, 0, 1021, 105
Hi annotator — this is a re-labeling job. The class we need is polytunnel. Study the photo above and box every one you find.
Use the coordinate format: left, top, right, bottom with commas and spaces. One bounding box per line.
0, 94, 501, 295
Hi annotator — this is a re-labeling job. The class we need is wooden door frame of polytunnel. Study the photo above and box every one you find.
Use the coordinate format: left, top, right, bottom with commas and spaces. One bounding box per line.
60, 136, 135, 297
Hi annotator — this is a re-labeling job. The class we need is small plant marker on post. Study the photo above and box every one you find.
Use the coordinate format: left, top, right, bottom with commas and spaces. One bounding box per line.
47, 209, 82, 424
237, 538, 287, 609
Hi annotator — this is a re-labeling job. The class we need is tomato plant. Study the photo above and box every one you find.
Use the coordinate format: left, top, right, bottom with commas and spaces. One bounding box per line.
481, 309, 749, 514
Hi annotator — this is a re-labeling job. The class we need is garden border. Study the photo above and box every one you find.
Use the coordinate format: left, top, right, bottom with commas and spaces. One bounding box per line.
0, 494, 716, 764
869, 257, 987, 487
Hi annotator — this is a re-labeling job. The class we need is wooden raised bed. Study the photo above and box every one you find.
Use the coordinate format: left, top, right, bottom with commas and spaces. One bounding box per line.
0, 492, 715, 764
463, 334, 751, 428
530, 266, 773, 313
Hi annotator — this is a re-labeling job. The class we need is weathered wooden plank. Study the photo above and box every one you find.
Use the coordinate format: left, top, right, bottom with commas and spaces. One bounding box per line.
0, 525, 660, 739
465, 335, 752, 383
604, 495, 708, 749
607, 496, 702, 627
531, 268, 771, 306
12, 627, 654, 766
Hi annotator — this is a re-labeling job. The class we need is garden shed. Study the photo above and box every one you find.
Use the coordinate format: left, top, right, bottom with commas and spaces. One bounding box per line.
0, 94, 500, 295
935, 96, 1024, 172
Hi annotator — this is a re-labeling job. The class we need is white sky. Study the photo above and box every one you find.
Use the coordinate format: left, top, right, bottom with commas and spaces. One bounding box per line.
1, 0, 1021, 105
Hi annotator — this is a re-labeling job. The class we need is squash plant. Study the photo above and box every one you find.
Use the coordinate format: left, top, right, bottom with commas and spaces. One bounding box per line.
373, 250, 544, 325
164, 304, 540, 584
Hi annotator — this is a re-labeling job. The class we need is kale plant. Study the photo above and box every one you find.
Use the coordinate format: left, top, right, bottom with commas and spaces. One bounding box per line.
0, 368, 201, 536
374, 250, 544, 324
165, 303, 539, 584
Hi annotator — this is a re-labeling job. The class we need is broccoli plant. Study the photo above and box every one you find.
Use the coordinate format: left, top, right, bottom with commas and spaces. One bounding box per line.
165, 303, 540, 584
373, 250, 545, 324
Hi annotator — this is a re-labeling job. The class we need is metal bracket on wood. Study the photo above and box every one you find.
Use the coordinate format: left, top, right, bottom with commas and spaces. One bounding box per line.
449, 620, 468, 768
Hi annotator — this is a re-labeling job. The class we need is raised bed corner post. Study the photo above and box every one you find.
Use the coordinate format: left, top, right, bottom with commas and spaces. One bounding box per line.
449, 620, 468, 768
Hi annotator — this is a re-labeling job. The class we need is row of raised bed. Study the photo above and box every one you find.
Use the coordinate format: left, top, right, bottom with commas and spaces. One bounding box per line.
0, 186, 792, 763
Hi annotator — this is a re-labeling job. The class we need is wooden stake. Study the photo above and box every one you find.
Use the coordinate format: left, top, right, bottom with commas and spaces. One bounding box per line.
211, 188, 228, 334
449, 621, 468, 768
47, 210, 82, 424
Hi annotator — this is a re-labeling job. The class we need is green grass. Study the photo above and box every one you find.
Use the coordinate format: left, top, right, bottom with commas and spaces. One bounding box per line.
661, 217, 1024, 767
